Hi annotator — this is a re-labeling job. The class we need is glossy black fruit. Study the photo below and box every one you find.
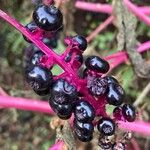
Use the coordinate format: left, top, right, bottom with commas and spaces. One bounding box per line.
51, 79, 78, 104
49, 99, 72, 120
104, 76, 119, 84
122, 104, 136, 122
87, 77, 108, 96
25, 65, 52, 93
73, 35, 87, 51
99, 141, 112, 149
85, 56, 110, 73
74, 100, 95, 122
97, 118, 115, 136
74, 119, 94, 135
74, 127, 93, 142
107, 83, 125, 106
33, 4, 63, 31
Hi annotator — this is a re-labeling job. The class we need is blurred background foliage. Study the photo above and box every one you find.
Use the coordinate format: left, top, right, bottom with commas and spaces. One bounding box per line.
0, 0, 150, 149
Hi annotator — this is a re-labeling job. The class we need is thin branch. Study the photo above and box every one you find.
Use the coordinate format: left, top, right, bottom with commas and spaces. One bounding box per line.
134, 82, 150, 107
0, 95, 54, 115
130, 138, 141, 150
124, 0, 150, 26
0, 87, 8, 96
86, 16, 114, 42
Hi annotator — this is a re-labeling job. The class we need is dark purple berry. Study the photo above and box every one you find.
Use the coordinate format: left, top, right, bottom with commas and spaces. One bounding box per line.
97, 118, 115, 136
107, 83, 125, 106
87, 76, 108, 96
30, 51, 45, 65
112, 142, 126, 150
34, 88, 50, 96
122, 104, 136, 122
104, 76, 119, 84
85, 56, 110, 73
23, 21, 38, 43
25, 65, 52, 94
33, 4, 63, 31
49, 99, 72, 120
99, 141, 112, 149
74, 120, 94, 135
74, 128, 93, 142
74, 100, 95, 122
73, 35, 87, 51
75, 54, 83, 64
51, 79, 78, 104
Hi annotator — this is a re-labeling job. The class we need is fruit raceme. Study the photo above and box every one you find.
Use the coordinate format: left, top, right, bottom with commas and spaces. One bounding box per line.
22, 3, 136, 148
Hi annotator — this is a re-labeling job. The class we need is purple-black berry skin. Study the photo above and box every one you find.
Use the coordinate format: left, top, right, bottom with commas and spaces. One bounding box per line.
104, 76, 119, 84
25, 65, 52, 93
87, 77, 108, 96
74, 119, 94, 135
33, 4, 63, 31
107, 83, 125, 106
97, 118, 115, 136
99, 141, 112, 149
51, 79, 78, 104
49, 99, 72, 120
30, 51, 44, 65
74, 127, 93, 142
122, 104, 136, 122
73, 35, 87, 51
85, 56, 110, 73
74, 100, 95, 122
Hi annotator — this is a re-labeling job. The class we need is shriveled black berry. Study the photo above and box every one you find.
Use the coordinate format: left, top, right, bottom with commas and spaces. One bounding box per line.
51, 79, 78, 104
73, 35, 87, 51
122, 104, 136, 122
107, 83, 125, 106
74, 119, 94, 135
87, 76, 108, 96
97, 118, 115, 136
112, 142, 126, 150
49, 99, 72, 120
74, 127, 93, 142
30, 51, 45, 65
23, 21, 38, 43
85, 56, 110, 73
25, 65, 52, 94
74, 100, 95, 122
33, 4, 63, 31
104, 76, 119, 84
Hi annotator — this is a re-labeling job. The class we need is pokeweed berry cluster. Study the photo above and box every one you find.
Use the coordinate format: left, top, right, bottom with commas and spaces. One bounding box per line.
23, 3, 136, 149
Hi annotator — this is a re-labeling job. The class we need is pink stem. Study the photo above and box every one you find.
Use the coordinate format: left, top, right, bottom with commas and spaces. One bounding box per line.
42, 0, 54, 5
0, 95, 54, 115
86, 16, 114, 42
124, 0, 150, 26
0, 9, 99, 109
75, 1, 150, 15
48, 141, 64, 150
130, 138, 141, 150
75, 1, 112, 14
119, 121, 150, 136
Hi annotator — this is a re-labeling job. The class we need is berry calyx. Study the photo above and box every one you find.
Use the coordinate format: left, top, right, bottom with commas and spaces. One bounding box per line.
33, 4, 63, 31
107, 83, 125, 106
74, 100, 95, 122
122, 104, 136, 122
85, 56, 110, 73
97, 118, 115, 136
73, 35, 87, 51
